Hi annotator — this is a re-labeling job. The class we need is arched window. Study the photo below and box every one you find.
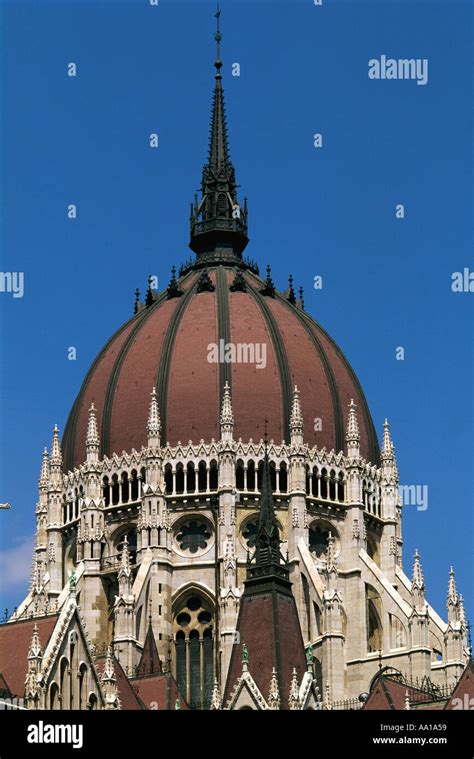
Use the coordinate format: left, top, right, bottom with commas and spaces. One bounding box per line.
209, 460, 218, 490
102, 476, 110, 507
366, 586, 383, 653
217, 193, 227, 215
49, 682, 60, 710
164, 464, 173, 494
176, 463, 184, 494
279, 462, 288, 493
337, 472, 345, 502
329, 470, 337, 501
130, 470, 139, 501
187, 463, 196, 493
320, 468, 328, 500
257, 460, 264, 490
236, 460, 245, 490
174, 594, 214, 709
78, 664, 88, 710
88, 693, 98, 711
247, 460, 256, 491
198, 461, 207, 492
60, 657, 69, 710
121, 472, 129, 503
112, 475, 120, 505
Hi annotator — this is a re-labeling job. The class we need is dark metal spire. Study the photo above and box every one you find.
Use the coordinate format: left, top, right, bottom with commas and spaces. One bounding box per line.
189, 6, 249, 266
253, 436, 283, 570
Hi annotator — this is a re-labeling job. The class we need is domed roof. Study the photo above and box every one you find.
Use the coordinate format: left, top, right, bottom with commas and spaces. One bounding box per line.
62, 265, 379, 470
62, 31, 379, 471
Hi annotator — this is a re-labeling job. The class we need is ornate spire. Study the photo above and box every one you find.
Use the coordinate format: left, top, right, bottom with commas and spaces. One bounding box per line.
260, 265, 276, 297
411, 549, 425, 591
288, 668, 300, 710
286, 274, 296, 305
86, 403, 100, 459
268, 667, 281, 709
118, 535, 131, 578
133, 288, 140, 314
50, 424, 62, 467
39, 447, 50, 488
447, 566, 458, 619
147, 387, 162, 444
145, 275, 154, 308
290, 385, 304, 442
459, 594, 467, 628
27, 623, 43, 661
253, 444, 282, 569
101, 646, 121, 709
189, 7, 248, 264
346, 399, 360, 458
210, 678, 222, 710
220, 380, 234, 437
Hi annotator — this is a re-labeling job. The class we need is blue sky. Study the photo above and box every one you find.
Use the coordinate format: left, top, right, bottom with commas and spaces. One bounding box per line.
0, 0, 472, 626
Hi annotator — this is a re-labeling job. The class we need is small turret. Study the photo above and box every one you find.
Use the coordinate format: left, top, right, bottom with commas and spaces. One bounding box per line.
346, 399, 360, 459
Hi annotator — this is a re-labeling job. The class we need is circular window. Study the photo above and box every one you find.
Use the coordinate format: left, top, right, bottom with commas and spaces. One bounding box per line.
198, 610, 212, 625
309, 522, 339, 561
176, 612, 191, 626
187, 596, 201, 612
174, 518, 212, 555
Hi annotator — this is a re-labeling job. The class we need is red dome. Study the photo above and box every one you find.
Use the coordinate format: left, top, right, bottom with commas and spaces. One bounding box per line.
62, 265, 379, 470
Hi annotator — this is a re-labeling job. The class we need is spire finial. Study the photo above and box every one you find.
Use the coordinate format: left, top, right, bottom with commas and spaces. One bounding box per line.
290, 385, 304, 441
447, 566, 458, 608
214, 4, 222, 77
147, 386, 162, 443
50, 424, 62, 470
189, 6, 248, 263
86, 403, 100, 452
39, 447, 50, 488
220, 380, 234, 433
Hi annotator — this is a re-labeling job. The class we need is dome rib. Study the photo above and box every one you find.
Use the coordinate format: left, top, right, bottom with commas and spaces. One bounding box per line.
277, 296, 345, 454
244, 275, 293, 441
153, 272, 202, 446
301, 313, 380, 465
100, 290, 170, 457
216, 267, 232, 398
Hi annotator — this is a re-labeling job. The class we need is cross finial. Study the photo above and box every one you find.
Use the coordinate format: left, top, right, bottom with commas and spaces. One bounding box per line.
214, 4, 222, 76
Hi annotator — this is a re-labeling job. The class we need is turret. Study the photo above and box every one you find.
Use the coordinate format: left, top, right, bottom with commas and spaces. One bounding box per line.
24, 623, 43, 709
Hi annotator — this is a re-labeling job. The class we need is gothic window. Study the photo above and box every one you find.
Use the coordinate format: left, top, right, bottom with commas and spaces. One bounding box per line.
102, 476, 110, 507
247, 460, 256, 490
320, 468, 328, 499
366, 586, 383, 653
209, 460, 218, 490
198, 461, 207, 492
116, 529, 137, 565
279, 462, 288, 493
130, 470, 139, 501
173, 594, 214, 709
176, 463, 184, 494
111, 475, 120, 505
49, 682, 60, 710
337, 472, 345, 502
329, 470, 337, 501
187, 462, 196, 492
165, 464, 173, 494
121, 472, 129, 503
236, 460, 245, 490
176, 519, 211, 554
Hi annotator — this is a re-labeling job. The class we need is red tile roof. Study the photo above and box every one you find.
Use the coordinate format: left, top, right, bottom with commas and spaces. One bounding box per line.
0, 615, 58, 697
131, 673, 188, 711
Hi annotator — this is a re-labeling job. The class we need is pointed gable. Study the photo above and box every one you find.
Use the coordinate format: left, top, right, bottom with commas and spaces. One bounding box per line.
137, 621, 162, 677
